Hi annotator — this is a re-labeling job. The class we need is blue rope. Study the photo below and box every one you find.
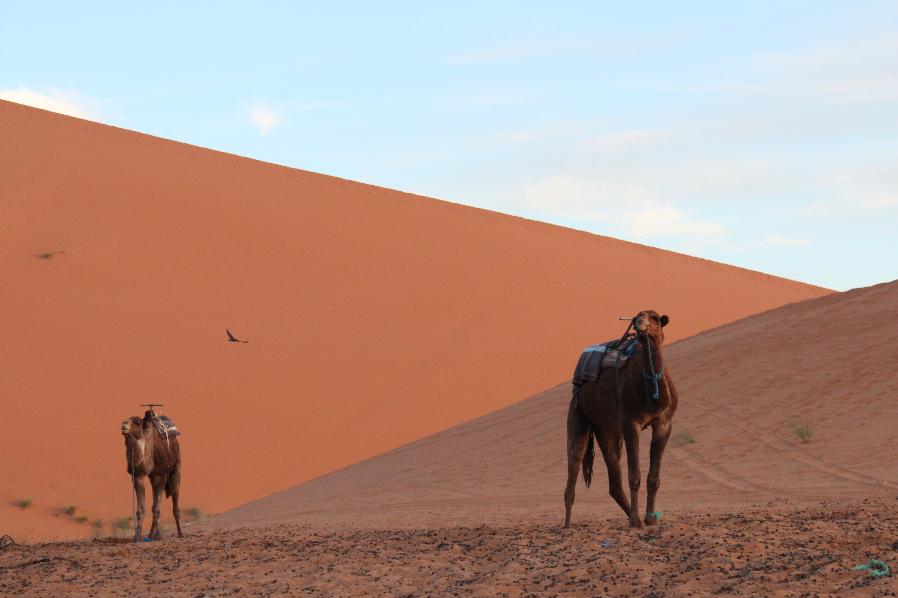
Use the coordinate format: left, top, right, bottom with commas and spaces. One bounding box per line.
642, 336, 663, 402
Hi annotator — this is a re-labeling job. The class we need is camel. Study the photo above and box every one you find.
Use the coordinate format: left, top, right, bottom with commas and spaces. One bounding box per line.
564, 310, 678, 528
121, 410, 183, 541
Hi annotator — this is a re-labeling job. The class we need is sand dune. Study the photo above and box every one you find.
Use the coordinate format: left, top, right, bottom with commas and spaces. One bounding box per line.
0, 99, 827, 540
216, 280, 898, 529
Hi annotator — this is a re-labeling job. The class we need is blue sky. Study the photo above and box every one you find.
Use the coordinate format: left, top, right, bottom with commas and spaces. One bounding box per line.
2, 1, 896, 291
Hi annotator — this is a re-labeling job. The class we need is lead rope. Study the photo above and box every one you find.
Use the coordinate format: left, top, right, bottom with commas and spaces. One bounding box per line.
129, 438, 138, 540
643, 335, 664, 402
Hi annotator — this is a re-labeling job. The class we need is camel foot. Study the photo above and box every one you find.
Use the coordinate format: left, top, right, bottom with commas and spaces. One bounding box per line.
644, 516, 658, 526
177, 532, 184, 538
629, 518, 644, 529
152, 531, 161, 541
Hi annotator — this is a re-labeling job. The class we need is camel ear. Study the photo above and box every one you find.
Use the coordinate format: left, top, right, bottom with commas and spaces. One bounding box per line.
660, 315, 669, 327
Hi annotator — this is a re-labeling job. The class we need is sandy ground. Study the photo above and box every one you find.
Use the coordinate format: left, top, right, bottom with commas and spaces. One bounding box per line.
1, 99, 827, 540
2, 499, 896, 597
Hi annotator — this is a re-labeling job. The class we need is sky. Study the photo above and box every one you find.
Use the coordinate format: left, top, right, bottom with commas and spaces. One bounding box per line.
2, 1, 897, 291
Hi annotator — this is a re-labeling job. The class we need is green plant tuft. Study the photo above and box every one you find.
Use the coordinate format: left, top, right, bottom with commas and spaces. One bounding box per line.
63, 505, 77, 516
793, 423, 812, 443
670, 431, 695, 448
18, 498, 32, 510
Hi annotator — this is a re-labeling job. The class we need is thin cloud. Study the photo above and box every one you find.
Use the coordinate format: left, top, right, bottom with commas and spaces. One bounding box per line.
580, 129, 670, 151
248, 102, 281, 134
523, 175, 724, 242
759, 236, 811, 247
0, 87, 96, 119
445, 43, 548, 66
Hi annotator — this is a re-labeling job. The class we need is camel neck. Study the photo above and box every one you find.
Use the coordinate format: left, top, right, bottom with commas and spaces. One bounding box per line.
638, 335, 665, 372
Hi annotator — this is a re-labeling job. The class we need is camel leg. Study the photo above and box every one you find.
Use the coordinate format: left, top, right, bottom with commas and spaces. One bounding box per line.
644, 420, 672, 526
564, 406, 590, 528
623, 421, 643, 528
132, 476, 145, 543
148, 475, 164, 540
170, 463, 183, 538
598, 430, 631, 518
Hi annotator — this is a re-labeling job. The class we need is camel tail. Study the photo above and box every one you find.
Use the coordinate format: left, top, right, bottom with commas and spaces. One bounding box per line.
164, 475, 173, 498
582, 429, 595, 488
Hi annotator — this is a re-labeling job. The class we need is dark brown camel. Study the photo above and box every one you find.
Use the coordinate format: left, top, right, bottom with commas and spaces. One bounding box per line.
564, 310, 679, 528
121, 411, 183, 541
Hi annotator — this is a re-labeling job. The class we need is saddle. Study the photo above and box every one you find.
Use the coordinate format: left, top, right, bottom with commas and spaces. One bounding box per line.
151, 414, 180, 439
572, 336, 638, 387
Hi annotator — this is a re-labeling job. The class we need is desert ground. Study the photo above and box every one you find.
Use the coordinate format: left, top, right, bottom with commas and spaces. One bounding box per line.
1, 100, 827, 540
2, 499, 896, 596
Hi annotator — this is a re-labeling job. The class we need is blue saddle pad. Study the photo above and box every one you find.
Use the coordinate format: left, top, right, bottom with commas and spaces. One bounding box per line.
572, 337, 637, 386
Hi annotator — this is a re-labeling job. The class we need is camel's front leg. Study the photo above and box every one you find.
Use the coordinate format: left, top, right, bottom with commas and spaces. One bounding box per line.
148, 476, 164, 540
645, 420, 672, 526
132, 476, 146, 543
622, 421, 643, 528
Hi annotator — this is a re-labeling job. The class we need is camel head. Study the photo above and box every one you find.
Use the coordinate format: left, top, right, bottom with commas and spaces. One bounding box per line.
121, 416, 144, 440
633, 310, 668, 343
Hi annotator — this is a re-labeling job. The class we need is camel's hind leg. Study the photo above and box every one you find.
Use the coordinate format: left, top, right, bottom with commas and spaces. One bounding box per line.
644, 420, 672, 526
169, 462, 184, 538
597, 429, 631, 518
148, 475, 164, 540
564, 404, 591, 528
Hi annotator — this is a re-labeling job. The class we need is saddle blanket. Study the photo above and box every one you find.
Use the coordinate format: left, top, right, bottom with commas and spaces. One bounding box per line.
572, 337, 638, 386
152, 415, 180, 438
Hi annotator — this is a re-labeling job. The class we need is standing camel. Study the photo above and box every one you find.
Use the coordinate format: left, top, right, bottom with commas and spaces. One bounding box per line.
121, 411, 183, 541
564, 310, 678, 528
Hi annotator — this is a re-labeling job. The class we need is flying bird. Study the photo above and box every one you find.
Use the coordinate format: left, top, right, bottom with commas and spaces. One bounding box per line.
226, 329, 249, 343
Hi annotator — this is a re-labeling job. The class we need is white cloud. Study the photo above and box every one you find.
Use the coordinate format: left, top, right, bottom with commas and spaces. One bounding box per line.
829, 167, 898, 209
249, 102, 281, 134
523, 175, 724, 242
0, 87, 95, 119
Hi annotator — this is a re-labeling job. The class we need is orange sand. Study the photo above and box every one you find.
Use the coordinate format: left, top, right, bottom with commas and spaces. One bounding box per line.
0, 99, 828, 540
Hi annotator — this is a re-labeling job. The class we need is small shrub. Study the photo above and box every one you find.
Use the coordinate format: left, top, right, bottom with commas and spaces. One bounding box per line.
184, 507, 206, 521
670, 431, 695, 448
75, 515, 89, 524
18, 498, 32, 510
112, 517, 133, 537
793, 423, 812, 443
36, 250, 65, 259
63, 505, 77, 516
91, 518, 104, 529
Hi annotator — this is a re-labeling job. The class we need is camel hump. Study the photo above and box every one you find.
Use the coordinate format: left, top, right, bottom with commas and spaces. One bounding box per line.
573, 337, 638, 386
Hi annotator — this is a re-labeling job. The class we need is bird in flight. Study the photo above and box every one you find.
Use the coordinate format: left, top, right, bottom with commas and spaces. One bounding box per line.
226, 329, 249, 343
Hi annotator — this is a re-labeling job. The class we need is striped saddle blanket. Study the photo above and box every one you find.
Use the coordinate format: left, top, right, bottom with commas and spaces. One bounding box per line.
572, 336, 638, 386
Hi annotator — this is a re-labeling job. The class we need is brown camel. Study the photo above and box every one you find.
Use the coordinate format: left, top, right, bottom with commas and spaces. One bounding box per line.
564, 310, 679, 528
121, 410, 183, 541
